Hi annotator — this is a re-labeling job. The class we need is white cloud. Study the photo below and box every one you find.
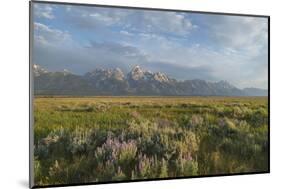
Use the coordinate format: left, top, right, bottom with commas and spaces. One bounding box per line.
64, 6, 130, 29
34, 22, 71, 46
34, 4, 55, 19
139, 11, 196, 36
123, 23, 268, 89
120, 30, 134, 36
66, 6, 72, 12
210, 16, 268, 55
88, 12, 119, 25
62, 6, 196, 37
32, 5, 268, 89
206, 16, 268, 88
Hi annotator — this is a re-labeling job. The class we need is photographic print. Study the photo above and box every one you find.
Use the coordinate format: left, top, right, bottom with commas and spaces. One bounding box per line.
30, 1, 269, 188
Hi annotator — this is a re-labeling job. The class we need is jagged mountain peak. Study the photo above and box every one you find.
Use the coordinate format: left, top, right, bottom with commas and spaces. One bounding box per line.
114, 67, 122, 72
217, 80, 230, 84
33, 64, 48, 76
153, 72, 170, 83
62, 69, 72, 76
112, 68, 125, 81
131, 65, 144, 71
85, 67, 125, 81
33, 64, 267, 96
128, 65, 171, 83
216, 80, 235, 89
128, 65, 145, 80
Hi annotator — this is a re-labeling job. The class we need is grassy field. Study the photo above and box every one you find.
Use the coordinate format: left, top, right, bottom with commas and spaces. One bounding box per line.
33, 96, 269, 186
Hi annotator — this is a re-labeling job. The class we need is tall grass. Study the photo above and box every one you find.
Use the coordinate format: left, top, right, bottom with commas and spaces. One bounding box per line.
34, 96, 268, 185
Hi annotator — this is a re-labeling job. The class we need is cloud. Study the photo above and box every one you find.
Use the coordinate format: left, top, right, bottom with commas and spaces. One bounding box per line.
32, 3, 268, 89
126, 27, 268, 89
61, 5, 196, 37
62, 6, 130, 30
81, 41, 216, 82
120, 30, 134, 36
34, 22, 71, 46
206, 16, 268, 89
86, 41, 141, 56
33, 25, 148, 74
84, 41, 148, 70
209, 16, 268, 54
34, 4, 55, 19
141, 61, 215, 81
130, 11, 197, 36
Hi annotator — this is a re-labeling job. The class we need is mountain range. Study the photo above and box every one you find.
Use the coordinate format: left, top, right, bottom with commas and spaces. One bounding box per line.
33, 64, 268, 96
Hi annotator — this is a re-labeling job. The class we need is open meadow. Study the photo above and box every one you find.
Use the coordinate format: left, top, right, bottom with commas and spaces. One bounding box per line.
33, 96, 269, 185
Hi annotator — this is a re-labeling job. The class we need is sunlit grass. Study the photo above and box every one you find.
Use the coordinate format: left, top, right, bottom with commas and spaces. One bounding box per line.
33, 96, 268, 186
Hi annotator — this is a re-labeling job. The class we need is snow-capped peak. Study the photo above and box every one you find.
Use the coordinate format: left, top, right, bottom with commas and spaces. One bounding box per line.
153, 72, 170, 83
33, 64, 48, 76
62, 69, 72, 76
216, 80, 234, 89
129, 65, 145, 80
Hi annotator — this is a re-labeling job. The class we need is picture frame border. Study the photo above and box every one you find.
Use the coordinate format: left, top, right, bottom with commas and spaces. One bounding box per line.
29, 1, 270, 188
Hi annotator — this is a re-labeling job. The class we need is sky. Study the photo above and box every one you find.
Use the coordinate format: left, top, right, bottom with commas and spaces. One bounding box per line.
32, 2, 268, 89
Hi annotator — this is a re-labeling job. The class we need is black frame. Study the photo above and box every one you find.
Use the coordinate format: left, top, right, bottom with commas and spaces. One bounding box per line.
29, 0, 270, 188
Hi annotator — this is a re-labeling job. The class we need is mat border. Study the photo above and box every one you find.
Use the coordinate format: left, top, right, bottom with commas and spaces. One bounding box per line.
29, 1, 270, 188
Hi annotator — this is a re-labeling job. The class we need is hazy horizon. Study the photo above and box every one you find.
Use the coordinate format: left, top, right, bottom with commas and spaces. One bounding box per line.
32, 3, 268, 89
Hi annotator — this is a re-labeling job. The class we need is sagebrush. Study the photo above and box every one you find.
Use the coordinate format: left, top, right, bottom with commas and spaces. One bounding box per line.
33, 97, 268, 185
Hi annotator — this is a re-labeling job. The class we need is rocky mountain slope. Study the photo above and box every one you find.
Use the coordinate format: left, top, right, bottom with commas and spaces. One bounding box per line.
33, 64, 268, 96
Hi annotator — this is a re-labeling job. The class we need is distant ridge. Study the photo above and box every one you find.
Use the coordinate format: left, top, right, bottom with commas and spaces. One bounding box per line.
33, 64, 268, 96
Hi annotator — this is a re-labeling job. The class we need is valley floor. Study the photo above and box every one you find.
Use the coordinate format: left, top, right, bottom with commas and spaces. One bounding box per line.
33, 96, 269, 186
